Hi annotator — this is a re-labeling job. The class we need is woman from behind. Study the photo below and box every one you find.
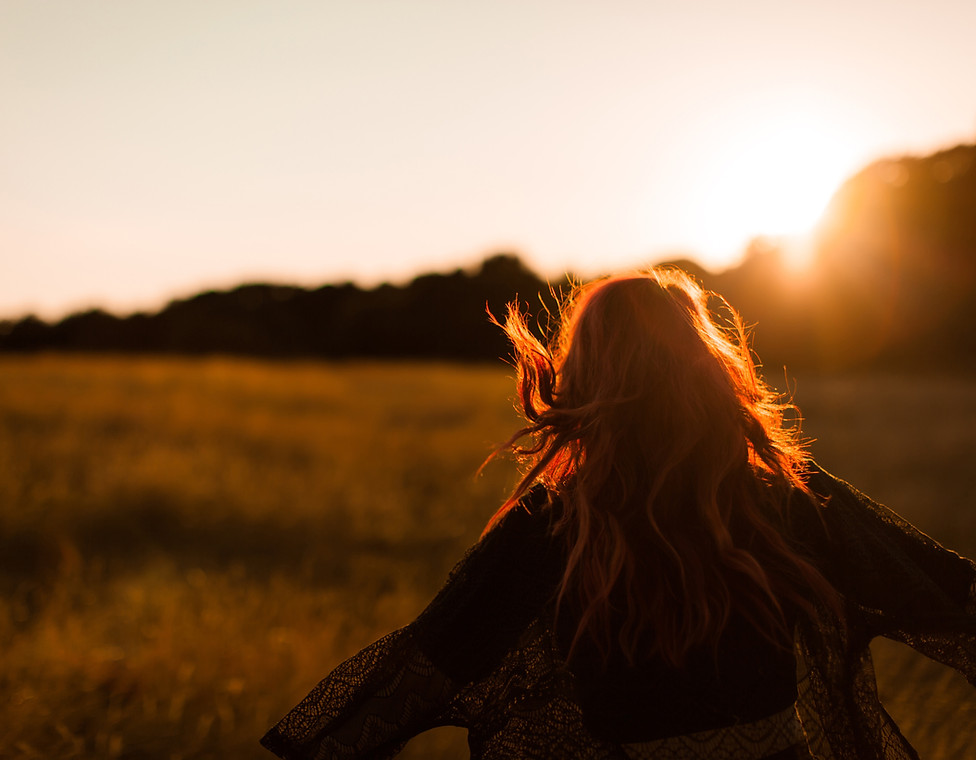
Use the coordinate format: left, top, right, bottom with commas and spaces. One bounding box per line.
262, 267, 976, 759
488, 269, 838, 757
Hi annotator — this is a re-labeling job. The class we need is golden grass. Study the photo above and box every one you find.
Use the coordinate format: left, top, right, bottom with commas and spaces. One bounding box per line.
0, 355, 973, 759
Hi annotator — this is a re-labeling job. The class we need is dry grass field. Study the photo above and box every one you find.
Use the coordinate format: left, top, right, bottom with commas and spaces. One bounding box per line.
1, 355, 974, 759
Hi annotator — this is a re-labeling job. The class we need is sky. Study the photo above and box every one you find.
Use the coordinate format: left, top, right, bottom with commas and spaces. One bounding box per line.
2, 1, 976, 321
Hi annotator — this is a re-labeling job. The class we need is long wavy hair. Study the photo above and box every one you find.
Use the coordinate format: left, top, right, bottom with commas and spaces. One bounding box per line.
487, 267, 838, 667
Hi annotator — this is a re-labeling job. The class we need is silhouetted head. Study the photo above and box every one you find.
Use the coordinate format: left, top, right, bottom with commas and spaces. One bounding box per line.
501, 268, 789, 501
565, 270, 758, 466
559, 271, 726, 407
491, 266, 836, 666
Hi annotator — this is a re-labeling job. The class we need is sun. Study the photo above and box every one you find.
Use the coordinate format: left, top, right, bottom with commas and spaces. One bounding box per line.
687, 105, 863, 270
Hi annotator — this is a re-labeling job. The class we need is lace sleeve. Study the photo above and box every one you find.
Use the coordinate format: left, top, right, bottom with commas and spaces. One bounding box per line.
784, 467, 976, 759
260, 488, 559, 759
794, 470, 976, 636
260, 626, 456, 760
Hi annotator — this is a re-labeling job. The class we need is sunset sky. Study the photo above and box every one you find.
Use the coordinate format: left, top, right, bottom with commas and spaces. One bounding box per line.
3, 1, 975, 320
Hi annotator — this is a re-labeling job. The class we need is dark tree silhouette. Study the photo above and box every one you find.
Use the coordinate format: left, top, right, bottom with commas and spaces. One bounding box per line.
3, 143, 976, 369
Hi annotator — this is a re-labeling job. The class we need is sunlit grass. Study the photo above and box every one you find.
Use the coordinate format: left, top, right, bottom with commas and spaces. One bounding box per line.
0, 355, 973, 759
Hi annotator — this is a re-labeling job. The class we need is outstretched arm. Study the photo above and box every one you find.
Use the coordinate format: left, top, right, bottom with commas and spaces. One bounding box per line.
261, 626, 456, 760
802, 466, 976, 676
261, 487, 560, 759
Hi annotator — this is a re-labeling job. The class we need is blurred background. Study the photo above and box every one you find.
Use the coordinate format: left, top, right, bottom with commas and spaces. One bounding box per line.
2, 1, 976, 758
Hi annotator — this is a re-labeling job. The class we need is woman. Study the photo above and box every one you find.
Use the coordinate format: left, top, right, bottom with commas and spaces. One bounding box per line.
261, 267, 976, 759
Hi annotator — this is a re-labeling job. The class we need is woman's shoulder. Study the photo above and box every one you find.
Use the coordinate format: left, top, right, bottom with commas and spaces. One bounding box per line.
484, 484, 559, 542
779, 462, 895, 559
802, 463, 872, 507
779, 463, 868, 531
413, 485, 564, 683
437, 484, 562, 599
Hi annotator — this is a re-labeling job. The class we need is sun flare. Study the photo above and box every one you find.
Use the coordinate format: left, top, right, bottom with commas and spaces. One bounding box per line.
686, 105, 864, 271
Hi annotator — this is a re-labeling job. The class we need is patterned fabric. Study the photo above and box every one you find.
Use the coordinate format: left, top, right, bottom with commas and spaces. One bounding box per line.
261, 466, 976, 759
260, 631, 454, 760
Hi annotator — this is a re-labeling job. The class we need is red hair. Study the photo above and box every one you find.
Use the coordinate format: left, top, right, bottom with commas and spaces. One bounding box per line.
488, 267, 838, 666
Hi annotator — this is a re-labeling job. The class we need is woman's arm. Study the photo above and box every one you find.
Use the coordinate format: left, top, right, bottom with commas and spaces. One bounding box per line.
260, 627, 456, 760
802, 466, 976, 672
261, 487, 560, 759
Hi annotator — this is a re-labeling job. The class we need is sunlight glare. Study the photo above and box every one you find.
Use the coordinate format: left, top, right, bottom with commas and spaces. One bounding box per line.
687, 106, 862, 271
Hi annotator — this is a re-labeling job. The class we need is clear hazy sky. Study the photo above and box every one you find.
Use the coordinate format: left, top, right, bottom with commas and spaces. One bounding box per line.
3, 1, 975, 320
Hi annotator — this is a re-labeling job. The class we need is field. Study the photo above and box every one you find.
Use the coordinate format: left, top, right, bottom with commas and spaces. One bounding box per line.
1, 355, 974, 759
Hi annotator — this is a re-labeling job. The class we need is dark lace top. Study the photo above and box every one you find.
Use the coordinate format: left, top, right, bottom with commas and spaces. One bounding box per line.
260, 466, 976, 759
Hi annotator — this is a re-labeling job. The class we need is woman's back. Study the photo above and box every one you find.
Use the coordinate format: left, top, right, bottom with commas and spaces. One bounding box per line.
567, 606, 799, 743
402, 483, 807, 756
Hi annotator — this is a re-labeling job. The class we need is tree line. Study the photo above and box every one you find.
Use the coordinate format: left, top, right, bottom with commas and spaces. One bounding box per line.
3, 143, 975, 371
